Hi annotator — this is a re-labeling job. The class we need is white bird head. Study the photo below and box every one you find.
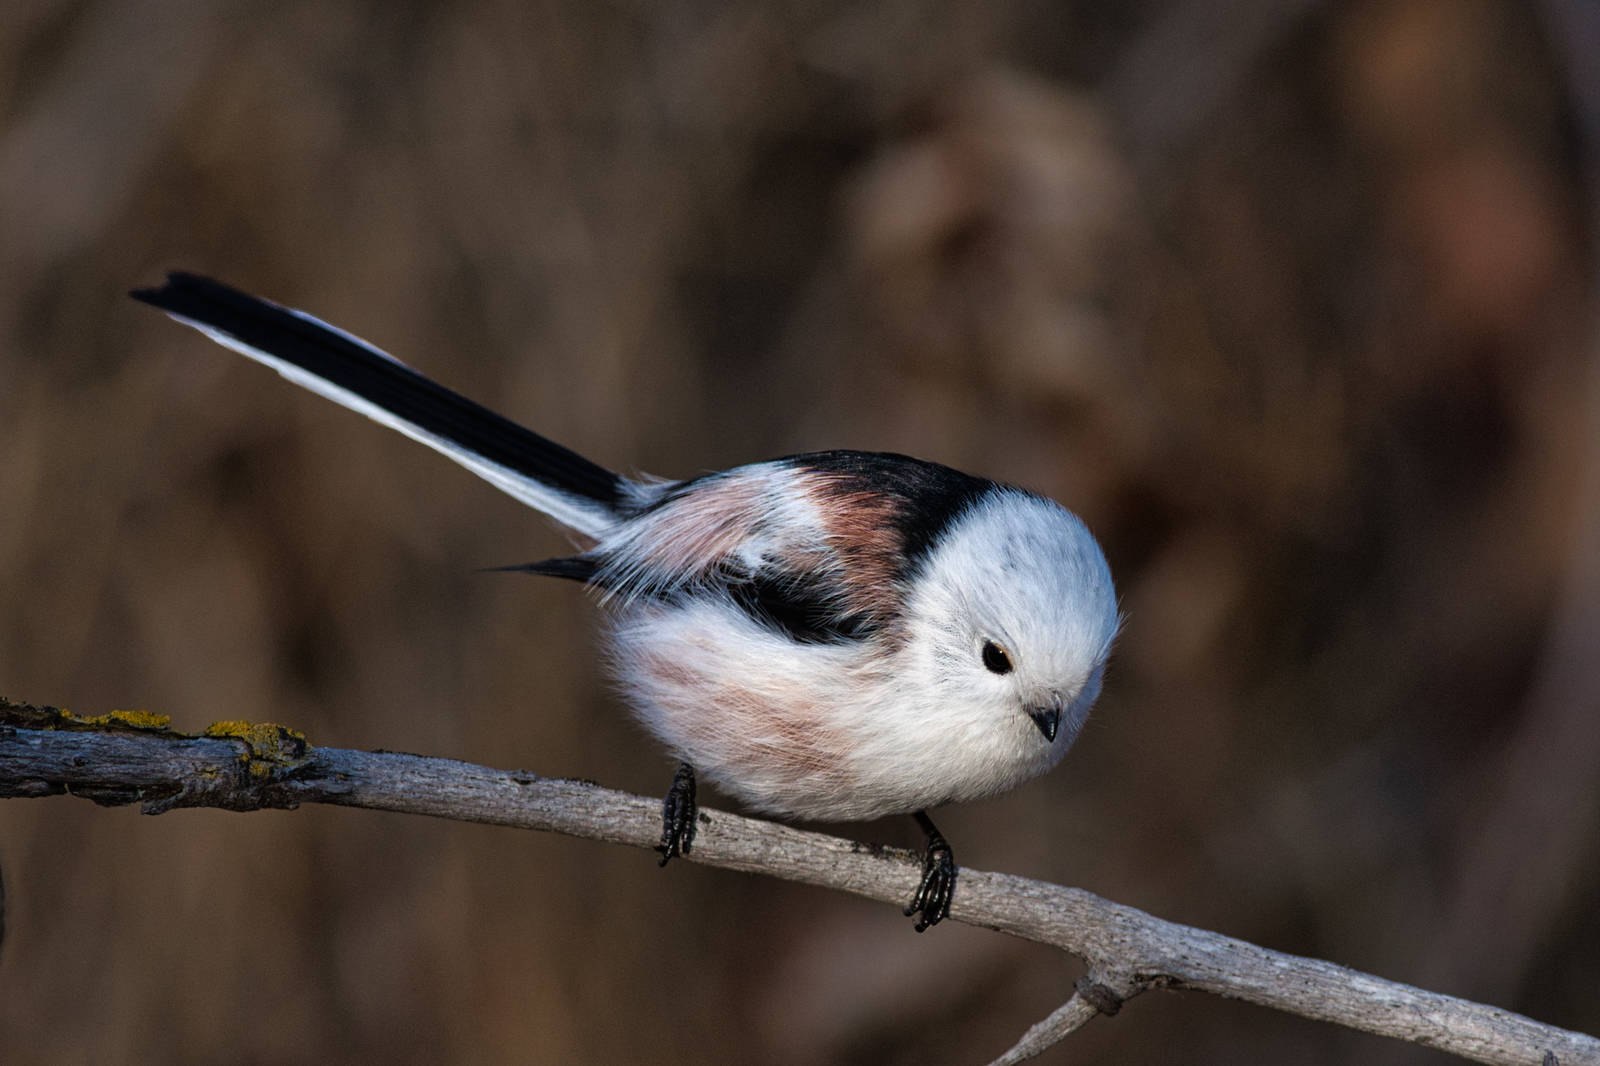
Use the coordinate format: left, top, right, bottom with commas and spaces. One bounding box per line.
904, 489, 1119, 760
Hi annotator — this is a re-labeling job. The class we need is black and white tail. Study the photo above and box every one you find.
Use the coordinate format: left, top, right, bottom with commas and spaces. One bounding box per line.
132, 273, 626, 538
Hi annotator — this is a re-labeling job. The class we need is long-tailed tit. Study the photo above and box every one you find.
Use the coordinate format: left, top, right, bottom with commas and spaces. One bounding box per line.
132, 273, 1120, 930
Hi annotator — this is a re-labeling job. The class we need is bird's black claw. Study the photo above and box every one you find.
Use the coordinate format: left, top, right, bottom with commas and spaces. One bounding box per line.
657, 762, 697, 866
904, 811, 956, 931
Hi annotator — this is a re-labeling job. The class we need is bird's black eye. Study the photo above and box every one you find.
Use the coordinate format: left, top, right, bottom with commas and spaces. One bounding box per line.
981, 640, 1013, 675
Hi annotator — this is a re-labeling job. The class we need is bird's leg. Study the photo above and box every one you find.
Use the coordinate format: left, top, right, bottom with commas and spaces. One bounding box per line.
903, 809, 956, 931
657, 762, 698, 866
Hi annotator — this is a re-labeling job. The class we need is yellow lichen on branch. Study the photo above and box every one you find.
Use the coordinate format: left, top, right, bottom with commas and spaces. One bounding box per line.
201, 721, 311, 777
7, 702, 172, 732
99, 709, 173, 730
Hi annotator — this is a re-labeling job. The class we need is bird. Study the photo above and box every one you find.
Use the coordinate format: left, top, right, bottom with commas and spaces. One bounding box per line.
131, 272, 1120, 931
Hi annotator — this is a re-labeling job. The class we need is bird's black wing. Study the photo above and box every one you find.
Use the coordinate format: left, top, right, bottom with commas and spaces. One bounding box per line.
498, 552, 876, 645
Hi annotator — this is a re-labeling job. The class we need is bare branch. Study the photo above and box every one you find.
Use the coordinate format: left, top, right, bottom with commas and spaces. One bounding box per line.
985, 994, 1099, 1065
985, 973, 1128, 1066
2, 698, 1596, 1066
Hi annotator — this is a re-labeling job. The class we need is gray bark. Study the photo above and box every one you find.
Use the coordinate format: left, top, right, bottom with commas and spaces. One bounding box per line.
2, 699, 1595, 1066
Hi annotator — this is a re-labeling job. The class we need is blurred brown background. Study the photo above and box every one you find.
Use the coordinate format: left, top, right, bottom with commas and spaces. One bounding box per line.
3, 1, 1597, 1063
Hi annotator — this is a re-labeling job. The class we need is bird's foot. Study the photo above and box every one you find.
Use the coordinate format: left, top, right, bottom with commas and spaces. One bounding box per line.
903, 810, 956, 932
657, 762, 697, 866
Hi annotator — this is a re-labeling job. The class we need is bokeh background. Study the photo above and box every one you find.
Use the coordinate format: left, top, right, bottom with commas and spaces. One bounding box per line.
3, 1, 1597, 1062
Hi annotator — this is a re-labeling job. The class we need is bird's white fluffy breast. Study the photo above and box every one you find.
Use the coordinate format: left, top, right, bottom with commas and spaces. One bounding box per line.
607, 597, 1042, 821
607, 599, 870, 819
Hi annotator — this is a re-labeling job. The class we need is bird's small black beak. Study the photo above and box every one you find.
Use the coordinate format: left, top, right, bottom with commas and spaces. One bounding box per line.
1028, 700, 1063, 743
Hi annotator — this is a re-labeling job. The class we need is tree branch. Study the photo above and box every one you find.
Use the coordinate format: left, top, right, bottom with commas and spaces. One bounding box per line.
985, 974, 1125, 1065
2, 698, 1595, 1066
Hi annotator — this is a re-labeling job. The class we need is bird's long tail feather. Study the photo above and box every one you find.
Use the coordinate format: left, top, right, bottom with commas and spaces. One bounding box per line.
132, 273, 624, 537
